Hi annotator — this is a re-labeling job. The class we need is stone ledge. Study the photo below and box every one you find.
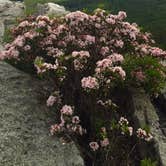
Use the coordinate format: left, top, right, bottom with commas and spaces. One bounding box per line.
129, 88, 166, 166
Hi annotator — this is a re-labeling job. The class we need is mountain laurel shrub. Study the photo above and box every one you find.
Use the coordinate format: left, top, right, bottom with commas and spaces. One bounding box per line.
0, 9, 165, 164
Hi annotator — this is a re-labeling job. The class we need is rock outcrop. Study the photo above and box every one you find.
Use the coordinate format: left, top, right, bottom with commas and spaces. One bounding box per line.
0, 61, 84, 166
0, 2, 84, 165
129, 88, 166, 166
157, 85, 166, 112
0, 0, 24, 19
36, 2, 69, 16
0, 0, 24, 44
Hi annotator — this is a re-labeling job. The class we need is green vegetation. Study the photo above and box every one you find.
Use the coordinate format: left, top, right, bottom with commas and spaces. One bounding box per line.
140, 158, 157, 166
122, 55, 166, 94
24, 0, 166, 49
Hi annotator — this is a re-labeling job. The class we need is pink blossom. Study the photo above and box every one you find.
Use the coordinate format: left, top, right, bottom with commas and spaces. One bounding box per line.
140, 47, 149, 55
18, 20, 30, 28
150, 47, 166, 57
95, 23, 101, 28
3, 47, 19, 59
36, 15, 50, 22
106, 17, 115, 24
50, 124, 61, 135
72, 116, 80, 124
73, 59, 84, 71
81, 76, 99, 89
115, 40, 124, 48
46, 95, 57, 107
135, 71, 146, 82
0, 51, 6, 60
24, 31, 39, 39
47, 47, 64, 57
112, 66, 126, 80
96, 58, 113, 73
136, 128, 153, 142
72, 51, 90, 58
119, 117, 129, 126
100, 47, 109, 56
89, 142, 99, 151
13, 35, 25, 47
60, 105, 73, 116
128, 127, 133, 136
108, 53, 124, 63
118, 11, 127, 20
65, 11, 89, 26
83, 35, 95, 44
24, 45, 31, 51
37, 20, 47, 28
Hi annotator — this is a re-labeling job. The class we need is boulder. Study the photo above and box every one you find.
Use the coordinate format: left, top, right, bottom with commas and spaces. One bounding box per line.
0, 0, 24, 20
0, 0, 25, 45
0, 61, 84, 166
129, 88, 166, 166
36, 3, 69, 16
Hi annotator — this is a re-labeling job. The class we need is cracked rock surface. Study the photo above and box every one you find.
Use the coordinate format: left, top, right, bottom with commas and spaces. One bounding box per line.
0, 61, 84, 166
130, 88, 166, 166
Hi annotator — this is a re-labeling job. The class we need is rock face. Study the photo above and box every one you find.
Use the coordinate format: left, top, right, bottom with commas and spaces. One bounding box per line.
0, 3, 83, 165
36, 2, 69, 16
0, 0, 24, 44
0, 61, 84, 166
157, 85, 166, 112
129, 88, 166, 166
0, 0, 24, 19
0, 20, 5, 43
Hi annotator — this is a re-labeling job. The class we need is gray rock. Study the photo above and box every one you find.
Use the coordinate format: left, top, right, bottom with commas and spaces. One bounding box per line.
158, 84, 166, 111
0, 0, 25, 44
36, 3, 69, 16
0, 20, 5, 43
0, 0, 24, 18
0, 61, 84, 166
129, 88, 166, 166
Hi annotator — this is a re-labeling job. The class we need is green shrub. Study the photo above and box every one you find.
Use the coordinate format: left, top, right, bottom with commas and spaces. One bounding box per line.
122, 55, 166, 94
140, 158, 157, 166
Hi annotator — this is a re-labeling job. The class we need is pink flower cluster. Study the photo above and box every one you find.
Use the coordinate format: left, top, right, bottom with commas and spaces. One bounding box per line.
60, 105, 73, 116
89, 142, 99, 151
95, 54, 126, 82
1, 9, 166, 63
81, 76, 99, 90
72, 51, 90, 58
89, 127, 110, 151
96, 58, 113, 73
50, 105, 86, 136
131, 70, 146, 82
72, 51, 90, 70
119, 117, 133, 136
136, 128, 153, 142
47, 95, 57, 107
108, 53, 124, 64
119, 117, 129, 126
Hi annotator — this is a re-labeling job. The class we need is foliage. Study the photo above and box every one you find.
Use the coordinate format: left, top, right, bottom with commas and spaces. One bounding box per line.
0, 9, 165, 165
122, 55, 166, 94
140, 158, 157, 166
3, 29, 13, 43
